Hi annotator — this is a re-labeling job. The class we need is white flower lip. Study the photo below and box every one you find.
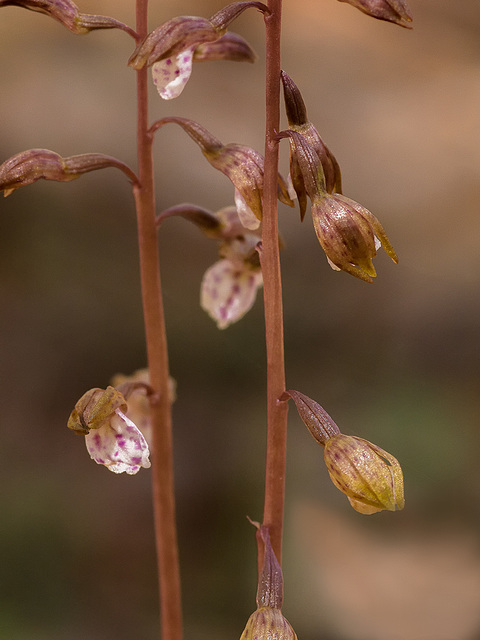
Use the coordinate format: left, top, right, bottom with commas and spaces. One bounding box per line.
85, 408, 151, 475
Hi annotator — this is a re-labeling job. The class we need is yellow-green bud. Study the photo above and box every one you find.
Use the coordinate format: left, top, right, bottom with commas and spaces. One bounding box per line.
324, 434, 405, 514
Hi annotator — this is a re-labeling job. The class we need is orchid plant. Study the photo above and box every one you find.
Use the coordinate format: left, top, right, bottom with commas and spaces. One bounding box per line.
0, 0, 412, 638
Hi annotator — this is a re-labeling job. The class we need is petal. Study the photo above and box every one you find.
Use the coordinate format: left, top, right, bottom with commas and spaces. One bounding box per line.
151, 48, 194, 100
234, 188, 261, 230
200, 259, 262, 329
85, 409, 151, 475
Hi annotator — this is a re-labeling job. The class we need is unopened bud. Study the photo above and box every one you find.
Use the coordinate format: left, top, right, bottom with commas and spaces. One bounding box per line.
281, 71, 342, 220
337, 0, 413, 29
0, 149, 137, 196
0, 0, 134, 34
278, 130, 397, 282
240, 525, 298, 640
284, 389, 405, 514
312, 192, 398, 283
324, 434, 405, 514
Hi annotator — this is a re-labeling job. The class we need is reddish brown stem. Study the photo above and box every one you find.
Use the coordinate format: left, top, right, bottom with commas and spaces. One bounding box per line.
134, 2, 182, 640
261, 0, 288, 566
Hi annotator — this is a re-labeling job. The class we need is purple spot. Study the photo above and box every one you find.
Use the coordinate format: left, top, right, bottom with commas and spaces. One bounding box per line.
232, 284, 241, 295
131, 456, 141, 465
166, 59, 172, 66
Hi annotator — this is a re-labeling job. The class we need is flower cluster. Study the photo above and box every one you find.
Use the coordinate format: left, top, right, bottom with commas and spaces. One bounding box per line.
283, 390, 404, 514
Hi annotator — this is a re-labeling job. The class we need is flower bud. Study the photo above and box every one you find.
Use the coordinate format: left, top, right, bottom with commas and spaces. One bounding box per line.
337, 0, 413, 29
324, 434, 405, 514
281, 71, 342, 220
0, 0, 133, 34
278, 130, 397, 282
67, 385, 151, 475
156, 117, 293, 228
285, 390, 404, 514
0, 149, 137, 196
240, 525, 298, 640
312, 192, 398, 283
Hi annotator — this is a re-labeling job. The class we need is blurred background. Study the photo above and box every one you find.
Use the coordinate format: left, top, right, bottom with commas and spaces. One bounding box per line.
1, 1, 480, 639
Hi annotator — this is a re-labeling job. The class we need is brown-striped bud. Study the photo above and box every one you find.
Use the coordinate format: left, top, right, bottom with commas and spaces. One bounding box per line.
0, 0, 133, 34
240, 526, 298, 640
0, 149, 137, 196
281, 71, 342, 220
324, 434, 405, 514
312, 192, 398, 283
284, 389, 405, 514
156, 118, 293, 228
278, 130, 397, 282
337, 0, 413, 29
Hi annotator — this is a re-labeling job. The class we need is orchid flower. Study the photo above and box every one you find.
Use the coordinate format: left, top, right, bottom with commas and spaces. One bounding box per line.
128, 2, 267, 99
67, 384, 152, 475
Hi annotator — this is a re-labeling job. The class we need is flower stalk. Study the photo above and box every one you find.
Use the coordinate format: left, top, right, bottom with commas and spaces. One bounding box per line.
261, 0, 288, 567
134, 2, 182, 640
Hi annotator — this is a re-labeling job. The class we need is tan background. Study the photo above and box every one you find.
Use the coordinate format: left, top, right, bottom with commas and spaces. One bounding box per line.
1, 1, 480, 639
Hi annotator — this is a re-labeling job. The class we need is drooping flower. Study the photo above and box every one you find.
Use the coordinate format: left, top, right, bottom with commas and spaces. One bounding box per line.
156, 204, 264, 329
67, 385, 152, 475
279, 129, 397, 282
153, 117, 293, 228
337, 0, 413, 29
240, 525, 298, 640
0, 149, 137, 196
0, 0, 135, 35
283, 390, 405, 514
128, 2, 267, 99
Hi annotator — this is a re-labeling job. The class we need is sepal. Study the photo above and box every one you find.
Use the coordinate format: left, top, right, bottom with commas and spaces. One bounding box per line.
281, 390, 340, 443
337, 0, 413, 28
281, 70, 342, 215
194, 32, 257, 64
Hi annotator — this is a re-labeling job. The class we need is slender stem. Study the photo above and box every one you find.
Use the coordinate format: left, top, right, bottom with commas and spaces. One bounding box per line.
261, 0, 288, 566
134, 2, 182, 640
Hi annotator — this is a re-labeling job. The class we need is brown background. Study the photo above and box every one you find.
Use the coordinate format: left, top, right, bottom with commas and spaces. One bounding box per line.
1, 1, 480, 639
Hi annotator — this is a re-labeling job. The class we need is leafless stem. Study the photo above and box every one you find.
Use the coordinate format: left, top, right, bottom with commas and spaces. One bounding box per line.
261, 0, 288, 566
134, 2, 182, 640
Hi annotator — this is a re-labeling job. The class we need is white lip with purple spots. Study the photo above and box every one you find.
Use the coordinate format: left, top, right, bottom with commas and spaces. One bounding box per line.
151, 47, 195, 100
85, 408, 151, 474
